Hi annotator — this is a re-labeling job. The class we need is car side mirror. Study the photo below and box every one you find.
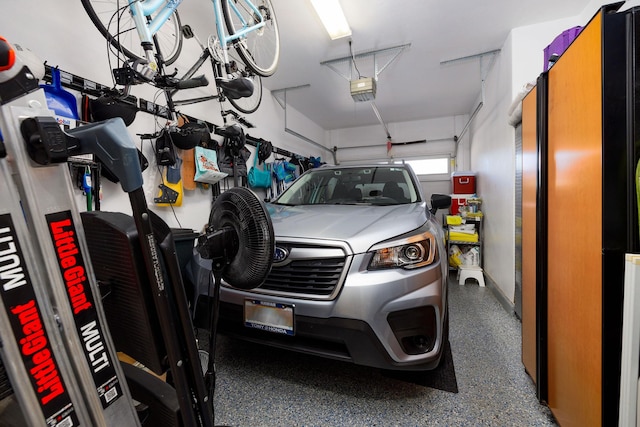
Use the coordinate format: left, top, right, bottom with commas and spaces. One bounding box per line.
429, 194, 452, 215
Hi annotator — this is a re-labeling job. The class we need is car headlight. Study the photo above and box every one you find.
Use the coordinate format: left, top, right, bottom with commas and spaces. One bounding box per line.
368, 232, 436, 270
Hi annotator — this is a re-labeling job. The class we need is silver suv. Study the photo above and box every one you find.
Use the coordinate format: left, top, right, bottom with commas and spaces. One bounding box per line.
217, 164, 451, 371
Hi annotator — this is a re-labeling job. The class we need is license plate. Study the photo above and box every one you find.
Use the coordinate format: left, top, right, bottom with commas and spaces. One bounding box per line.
244, 299, 294, 336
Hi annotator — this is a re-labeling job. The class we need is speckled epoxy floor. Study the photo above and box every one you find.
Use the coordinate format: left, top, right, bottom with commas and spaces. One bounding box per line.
203, 274, 557, 426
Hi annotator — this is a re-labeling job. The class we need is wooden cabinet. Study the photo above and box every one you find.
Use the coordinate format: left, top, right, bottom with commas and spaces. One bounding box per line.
546, 13, 604, 425
521, 85, 537, 386
521, 4, 640, 426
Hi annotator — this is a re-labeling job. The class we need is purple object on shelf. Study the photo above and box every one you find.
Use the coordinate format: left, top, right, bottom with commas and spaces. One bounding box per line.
543, 26, 583, 71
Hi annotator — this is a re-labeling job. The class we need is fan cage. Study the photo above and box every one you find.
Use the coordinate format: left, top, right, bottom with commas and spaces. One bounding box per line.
210, 187, 274, 289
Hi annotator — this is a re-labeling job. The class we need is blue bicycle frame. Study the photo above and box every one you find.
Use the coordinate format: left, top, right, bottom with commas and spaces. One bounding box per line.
127, 0, 265, 68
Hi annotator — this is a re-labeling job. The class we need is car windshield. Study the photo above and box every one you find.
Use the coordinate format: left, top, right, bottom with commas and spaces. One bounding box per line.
273, 166, 420, 206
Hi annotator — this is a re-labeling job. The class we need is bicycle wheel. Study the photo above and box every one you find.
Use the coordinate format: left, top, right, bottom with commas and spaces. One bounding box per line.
222, 0, 280, 77
81, 0, 183, 66
228, 71, 262, 114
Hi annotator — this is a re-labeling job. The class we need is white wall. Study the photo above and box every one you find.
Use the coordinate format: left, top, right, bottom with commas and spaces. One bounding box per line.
467, 31, 516, 303
2, 0, 329, 232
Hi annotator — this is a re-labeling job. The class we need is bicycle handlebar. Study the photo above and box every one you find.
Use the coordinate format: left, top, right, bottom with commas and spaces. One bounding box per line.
175, 74, 209, 89
156, 74, 209, 90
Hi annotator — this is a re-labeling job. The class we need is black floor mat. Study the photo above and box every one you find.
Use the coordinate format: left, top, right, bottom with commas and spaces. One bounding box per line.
382, 340, 458, 393
198, 330, 458, 395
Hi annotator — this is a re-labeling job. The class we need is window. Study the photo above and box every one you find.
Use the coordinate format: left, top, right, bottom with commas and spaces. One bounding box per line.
394, 158, 449, 175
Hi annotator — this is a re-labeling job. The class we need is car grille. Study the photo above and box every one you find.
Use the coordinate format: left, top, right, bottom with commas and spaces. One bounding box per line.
260, 256, 346, 296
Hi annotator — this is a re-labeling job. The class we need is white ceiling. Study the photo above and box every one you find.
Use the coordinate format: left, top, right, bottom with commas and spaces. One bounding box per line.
181, 0, 592, 131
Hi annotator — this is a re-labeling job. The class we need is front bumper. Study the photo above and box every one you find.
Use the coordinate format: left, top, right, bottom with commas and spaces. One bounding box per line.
218, 303, 442, 371
217, 252, 447, 371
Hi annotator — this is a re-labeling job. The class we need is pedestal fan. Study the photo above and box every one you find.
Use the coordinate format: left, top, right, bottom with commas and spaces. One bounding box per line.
195, 186, 274, 403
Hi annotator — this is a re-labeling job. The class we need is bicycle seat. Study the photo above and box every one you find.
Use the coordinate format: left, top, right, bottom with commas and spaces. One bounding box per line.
216, 76, 254, 100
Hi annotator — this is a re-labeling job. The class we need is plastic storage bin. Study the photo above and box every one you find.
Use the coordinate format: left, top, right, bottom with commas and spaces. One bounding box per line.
544, 26, 582, 71
452, 172, 476, 194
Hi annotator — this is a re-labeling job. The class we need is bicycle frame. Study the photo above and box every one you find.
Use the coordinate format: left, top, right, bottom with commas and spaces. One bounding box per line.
169, 47, 217, 105
128, 0, 181, 63
128, 0, 266, 67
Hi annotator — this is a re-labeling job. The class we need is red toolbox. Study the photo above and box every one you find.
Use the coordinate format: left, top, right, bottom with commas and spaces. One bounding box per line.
452, 171, 476, 194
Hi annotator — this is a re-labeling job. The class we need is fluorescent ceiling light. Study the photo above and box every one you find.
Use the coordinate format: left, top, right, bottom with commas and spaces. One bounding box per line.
310, 0, 352, 40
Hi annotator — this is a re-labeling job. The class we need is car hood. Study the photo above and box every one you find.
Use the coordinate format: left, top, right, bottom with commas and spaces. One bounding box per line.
267, 203, 431, 253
